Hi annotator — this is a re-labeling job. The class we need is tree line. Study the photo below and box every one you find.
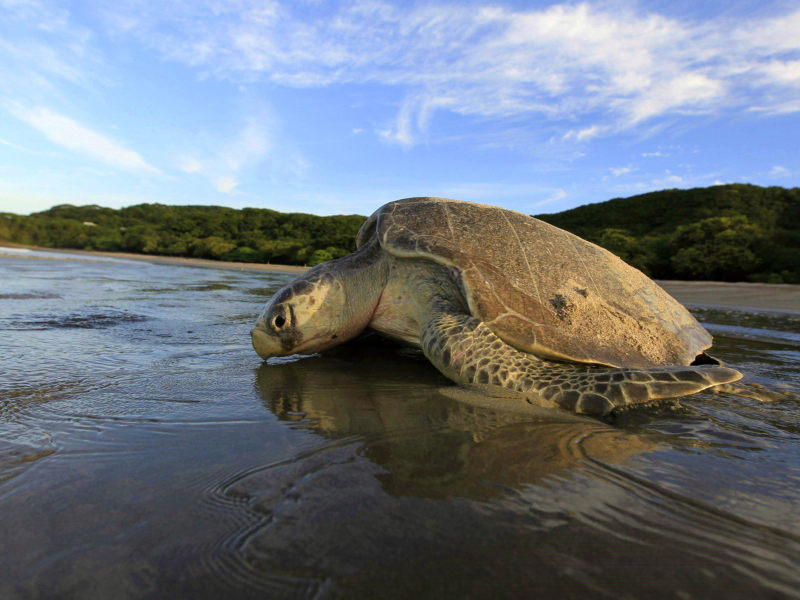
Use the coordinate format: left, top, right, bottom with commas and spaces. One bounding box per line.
0, 203, 365, 266
1, 184, 798, 281
536, 184, 799, 284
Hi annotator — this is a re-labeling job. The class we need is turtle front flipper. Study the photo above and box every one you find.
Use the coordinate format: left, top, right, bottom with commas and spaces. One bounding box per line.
421, 308, 742, 416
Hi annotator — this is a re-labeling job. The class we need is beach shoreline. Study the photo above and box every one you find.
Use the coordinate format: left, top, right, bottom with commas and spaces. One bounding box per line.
654, 280, 799, 315
2, 241, 797, 314
0, 240, 308, 274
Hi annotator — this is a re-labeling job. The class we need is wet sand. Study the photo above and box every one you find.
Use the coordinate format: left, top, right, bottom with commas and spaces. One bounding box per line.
2, 241, 797, 313
657, 280, 800, 315
3, 255, 800, 598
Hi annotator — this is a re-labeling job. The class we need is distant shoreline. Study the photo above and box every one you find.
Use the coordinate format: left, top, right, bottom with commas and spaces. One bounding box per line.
2, 240, 798, 314
0, 240, 309, 274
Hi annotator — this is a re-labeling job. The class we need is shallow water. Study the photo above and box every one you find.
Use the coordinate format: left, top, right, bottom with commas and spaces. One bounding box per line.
1, 254, 799, 599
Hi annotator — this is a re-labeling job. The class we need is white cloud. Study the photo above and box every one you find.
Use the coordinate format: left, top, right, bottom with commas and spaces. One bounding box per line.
0, 136, 40, 154
221, 118, 271, 171
653, 170, 684, 187
100, 2, 800, 144
563, 125, 603, 142
642, 151, 668, 158
770, 165, 790, 177
748, 99, 800, 115
178, 111, 305, 193
180, 157, 203, 173
379, 95, 449, 147
8, 104, 159, 173
760, 60, 800, 85
533, 189, 566, 207
610, 166, 631, 177
379, 98, 415, 147
215, 175, 238, 193
623, 72, 724, 124
0, 1, 102, 96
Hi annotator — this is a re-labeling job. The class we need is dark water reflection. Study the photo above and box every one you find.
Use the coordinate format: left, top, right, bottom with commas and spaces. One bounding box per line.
1, 255, 799, 599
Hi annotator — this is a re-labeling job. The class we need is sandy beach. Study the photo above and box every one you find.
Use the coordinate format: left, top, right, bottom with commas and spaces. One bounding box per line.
2, 241, 797, 314
655, 280, 800, 315
0, 241, 308, 274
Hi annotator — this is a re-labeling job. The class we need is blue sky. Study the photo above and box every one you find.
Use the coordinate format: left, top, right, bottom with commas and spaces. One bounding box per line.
0, 0, 798, 217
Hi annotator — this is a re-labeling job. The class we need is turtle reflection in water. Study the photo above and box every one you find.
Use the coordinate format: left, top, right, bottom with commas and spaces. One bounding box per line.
252, 197, 786, 416
252, 347, 662, 502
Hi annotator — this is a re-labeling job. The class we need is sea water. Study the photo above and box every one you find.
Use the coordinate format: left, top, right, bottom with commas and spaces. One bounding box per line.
1, 254, 799, 599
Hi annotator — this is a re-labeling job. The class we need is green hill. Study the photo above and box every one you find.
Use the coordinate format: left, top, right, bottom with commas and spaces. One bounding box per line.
536, 184, 799, 283
0, 203, 366, 266
1, 184, 798, 281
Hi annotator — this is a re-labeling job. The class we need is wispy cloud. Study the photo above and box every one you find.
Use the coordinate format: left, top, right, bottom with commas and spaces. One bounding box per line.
8, 104, 160, 173
379, 95, 450, 147
177, 117, 271, 192
435, 182, 568, 209
179, 157, 203, 173
1, 1, 797, 217
563, 125, 603, 143
769, 165, 790, 177
379, 97, 416, 147
221, 117, 271, 171
178, 111, 306, 193
100, 1, 800, 145
214, 175, 238, 194
0, 136, 47, 155
0, 0, 102, 95
533, 189, 567, 207
652, 170, 684, 187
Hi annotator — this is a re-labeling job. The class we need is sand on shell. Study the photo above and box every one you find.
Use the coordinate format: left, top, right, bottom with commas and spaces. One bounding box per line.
2, 241, 797, 314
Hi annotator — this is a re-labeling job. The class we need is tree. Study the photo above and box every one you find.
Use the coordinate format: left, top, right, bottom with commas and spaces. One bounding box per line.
669, 216, 764, 281
309, 249, 334, 266
192, 236, 236, 259
597, 228, 654, 274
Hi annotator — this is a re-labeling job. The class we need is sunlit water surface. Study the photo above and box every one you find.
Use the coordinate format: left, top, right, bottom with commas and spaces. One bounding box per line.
1, 255, 799, 599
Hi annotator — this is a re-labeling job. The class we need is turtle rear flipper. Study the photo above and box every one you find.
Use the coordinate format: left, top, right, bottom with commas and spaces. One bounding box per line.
421, 306, 742, 416
542, 365, 742, 415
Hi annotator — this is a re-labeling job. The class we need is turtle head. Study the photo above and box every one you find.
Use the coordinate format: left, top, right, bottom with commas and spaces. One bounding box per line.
251, 266, 360, 360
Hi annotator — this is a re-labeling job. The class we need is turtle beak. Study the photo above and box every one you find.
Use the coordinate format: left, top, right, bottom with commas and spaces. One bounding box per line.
251, 322, 283, 360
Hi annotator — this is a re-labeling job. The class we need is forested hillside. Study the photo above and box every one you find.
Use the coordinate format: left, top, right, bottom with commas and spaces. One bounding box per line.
1, 184, 798, 281
537, 184, 799, 283
0, 204, 365, 266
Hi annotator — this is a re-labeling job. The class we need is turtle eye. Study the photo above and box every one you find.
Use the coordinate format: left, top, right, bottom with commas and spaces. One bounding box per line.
273, 314, 287, 330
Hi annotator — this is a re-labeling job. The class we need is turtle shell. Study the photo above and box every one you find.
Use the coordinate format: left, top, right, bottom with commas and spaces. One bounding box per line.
357, 197, 711, 368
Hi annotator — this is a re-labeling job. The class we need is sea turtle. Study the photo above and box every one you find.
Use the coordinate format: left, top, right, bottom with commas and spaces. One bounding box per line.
251, 197, 746, 416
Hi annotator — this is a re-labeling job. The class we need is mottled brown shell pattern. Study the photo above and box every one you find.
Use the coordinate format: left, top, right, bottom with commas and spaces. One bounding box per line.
357, 197, 711, 368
